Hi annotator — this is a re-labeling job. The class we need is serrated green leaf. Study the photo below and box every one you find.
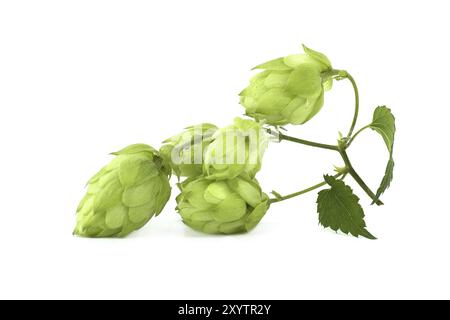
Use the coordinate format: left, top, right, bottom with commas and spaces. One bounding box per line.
370, 106, 396, 204
373, 155, 395, 204
317, 175, 376, 240
370, 106, 395, 154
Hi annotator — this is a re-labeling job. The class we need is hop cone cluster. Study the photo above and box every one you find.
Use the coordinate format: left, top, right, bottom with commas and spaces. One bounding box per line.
74, 144, 171, 237
75, 44, 338, 238
239, 45, 333, 125
176, 175, 269, 234
160, 117, 270, 234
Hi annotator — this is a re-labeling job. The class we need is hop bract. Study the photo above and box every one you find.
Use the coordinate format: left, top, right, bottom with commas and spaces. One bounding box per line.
203, 117, 269, 180
176, 175, 269, 234
74, 144, 172, 237
239, 45, 333, 126
160, 123, 218, 179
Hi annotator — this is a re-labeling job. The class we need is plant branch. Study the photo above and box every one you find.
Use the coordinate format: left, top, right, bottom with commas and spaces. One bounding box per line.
347, 125, 370, 147
267, 129, 339, 151
335, 70, 360, 140
269, 172, 343, 204
338, 147, 384, 206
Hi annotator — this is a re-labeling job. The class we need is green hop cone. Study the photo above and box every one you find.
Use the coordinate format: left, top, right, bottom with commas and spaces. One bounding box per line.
160, 123, 218, 179
176, 175, 269, 234
239, 44, 333, 126
203, 117, 269, 180
74, 144, 172, 238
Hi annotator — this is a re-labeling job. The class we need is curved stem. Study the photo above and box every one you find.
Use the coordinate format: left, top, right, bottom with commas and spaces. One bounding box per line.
267, 129, 338, 151
338, 148, 383, 206
347, 125, 370, 147
269, 173, 343, 204
345, 72, 360, 139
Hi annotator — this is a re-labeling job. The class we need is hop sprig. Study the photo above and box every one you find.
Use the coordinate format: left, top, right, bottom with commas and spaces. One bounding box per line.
74, 43, 395, 239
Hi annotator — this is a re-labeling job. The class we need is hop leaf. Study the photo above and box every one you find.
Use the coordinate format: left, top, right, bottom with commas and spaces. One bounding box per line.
374, 157, 394, 202
317, 175, 376, 239
369, 106, 396, 203
370, 106, 395, 154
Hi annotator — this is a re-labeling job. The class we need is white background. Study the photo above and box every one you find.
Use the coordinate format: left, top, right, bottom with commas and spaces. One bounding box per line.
0, 0, 448, 300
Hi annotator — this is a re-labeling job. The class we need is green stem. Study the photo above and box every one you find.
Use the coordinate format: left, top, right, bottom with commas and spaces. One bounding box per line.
347, 125, 370, 147
344, 72, 360, 139
269, 128, 383, 204
269, 173, 343, 204
338, 148, 384, 206
267, 129, 338, 151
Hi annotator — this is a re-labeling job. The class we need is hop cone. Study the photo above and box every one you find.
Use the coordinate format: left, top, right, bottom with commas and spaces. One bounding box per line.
240, 45, 333, 126
203, 118, 269, 180
176, 174, 269, 234
160, 123, 218, 179
74, 144, 172, 237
